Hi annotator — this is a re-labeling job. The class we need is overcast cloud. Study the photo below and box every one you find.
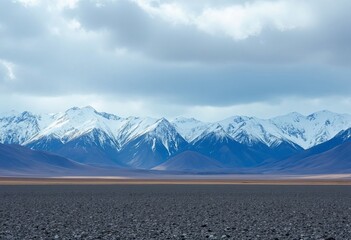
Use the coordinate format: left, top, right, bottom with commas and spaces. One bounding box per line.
0, 0, 350, 121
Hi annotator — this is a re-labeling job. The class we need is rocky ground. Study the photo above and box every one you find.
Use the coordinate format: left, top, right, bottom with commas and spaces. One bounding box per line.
0, 184, 350, 239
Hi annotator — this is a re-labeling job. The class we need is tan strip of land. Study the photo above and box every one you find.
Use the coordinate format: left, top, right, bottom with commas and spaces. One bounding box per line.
1, 177, 351, 185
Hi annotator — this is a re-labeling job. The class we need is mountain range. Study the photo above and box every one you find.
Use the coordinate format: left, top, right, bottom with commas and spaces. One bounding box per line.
0, 106, 351, 175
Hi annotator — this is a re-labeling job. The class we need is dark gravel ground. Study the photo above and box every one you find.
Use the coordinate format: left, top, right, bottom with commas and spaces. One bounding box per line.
1, 185, 351, 240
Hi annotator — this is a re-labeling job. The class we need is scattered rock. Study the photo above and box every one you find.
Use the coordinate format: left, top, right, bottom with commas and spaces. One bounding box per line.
0, 185, 350, 239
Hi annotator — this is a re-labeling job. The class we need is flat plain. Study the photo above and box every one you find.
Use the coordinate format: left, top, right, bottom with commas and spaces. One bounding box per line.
1, 184, 351, 239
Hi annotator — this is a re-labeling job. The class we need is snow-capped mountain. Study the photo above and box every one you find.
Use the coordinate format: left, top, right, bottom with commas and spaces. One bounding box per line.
271, 111, 351, 149
22, 107, 124, 166
188, 123, 297, 168
0, 106, 350, 169
216, 111, 351, 149
116, 116, 162, 147
172, 117, 210, 142
190, 124, 258, 168
219, 116, 284, 147
25, 106, 123, 148
192, 123, 231, 145
0, 111, 50, 144
27, 128, 121, 166
262, 127, 351, 174
117, 118, 188, 169
171, 111, 351, 150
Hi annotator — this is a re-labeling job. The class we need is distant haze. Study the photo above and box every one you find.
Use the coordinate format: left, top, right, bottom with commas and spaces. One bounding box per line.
0, 0, 351, 121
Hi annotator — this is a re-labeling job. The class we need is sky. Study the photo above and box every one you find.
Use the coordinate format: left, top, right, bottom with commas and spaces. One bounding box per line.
0, 0, 351, 121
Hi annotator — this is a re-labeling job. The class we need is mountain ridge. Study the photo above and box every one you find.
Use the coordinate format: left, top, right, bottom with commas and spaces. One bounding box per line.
260, 128, 351, 174
1, 106, 350, 170
2, 106, 350, 149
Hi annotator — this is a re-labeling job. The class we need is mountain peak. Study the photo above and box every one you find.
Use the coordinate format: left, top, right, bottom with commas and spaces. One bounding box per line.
172, 116, 208, 142
173, 116, 202, 123
307, 110, 337, 120
66, 106, 97, 113
227, 115, 252, 123
158, 117, 168, 122
194, 123, 231, 143
1, 107, 351, 154
147, 118, 175, 134
21, 110, 34, 116
286, 112, 305, 118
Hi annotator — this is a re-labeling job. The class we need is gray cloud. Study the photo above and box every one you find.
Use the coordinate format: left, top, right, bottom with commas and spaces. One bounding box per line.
0, 1, 46, 39
0, 0, 350, 118
67, 0, 351, 64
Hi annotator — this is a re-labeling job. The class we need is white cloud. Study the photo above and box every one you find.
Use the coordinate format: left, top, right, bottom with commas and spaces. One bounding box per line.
17, 0, 40, 7
134, 0, 314, 40
67, 19, 81, 30
55, 0, 79, 10
196, 1, 314, 40
17, 0, 79, 10
134, 0, 191, 25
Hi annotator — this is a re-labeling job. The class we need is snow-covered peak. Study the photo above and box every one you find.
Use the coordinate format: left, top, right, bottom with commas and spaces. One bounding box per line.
138, 118, 173, 136
279, 112, 305, 122
218, 116, 282, 147
116, 117, 159, 146
0, 111, 42, 144
209, 111, 351, 149
172, 117, 210, 142
61, 106, 122, 121
146, 118, 186, 155
272, 111, 351, 148
172, 116, 201, 124
119, 117, 178, 141
202, 124, 228, 138
220, 115, 252, 125
306, 110, 337, 120
1, 108, 350, 151
118, 117, 186, 155
63, 106, 97, 117
25, 106, 124, 146
192, 123, 233, 145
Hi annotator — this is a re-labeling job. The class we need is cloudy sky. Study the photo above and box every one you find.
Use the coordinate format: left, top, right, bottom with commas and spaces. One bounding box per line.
0, 0, 350, 121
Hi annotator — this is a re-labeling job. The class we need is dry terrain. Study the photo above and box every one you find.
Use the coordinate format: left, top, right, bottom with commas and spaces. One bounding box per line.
1, 176, 351, 185
1, 183, 351, 239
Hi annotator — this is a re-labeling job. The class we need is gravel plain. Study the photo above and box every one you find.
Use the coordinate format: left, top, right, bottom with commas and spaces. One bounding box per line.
0, 184, 351, 240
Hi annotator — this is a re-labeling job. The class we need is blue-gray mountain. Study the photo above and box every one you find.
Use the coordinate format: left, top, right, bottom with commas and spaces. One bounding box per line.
27, 129, 121, 167
261, 128, 351, 174
0, 106, 350, 173
0, 143, 90, 175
